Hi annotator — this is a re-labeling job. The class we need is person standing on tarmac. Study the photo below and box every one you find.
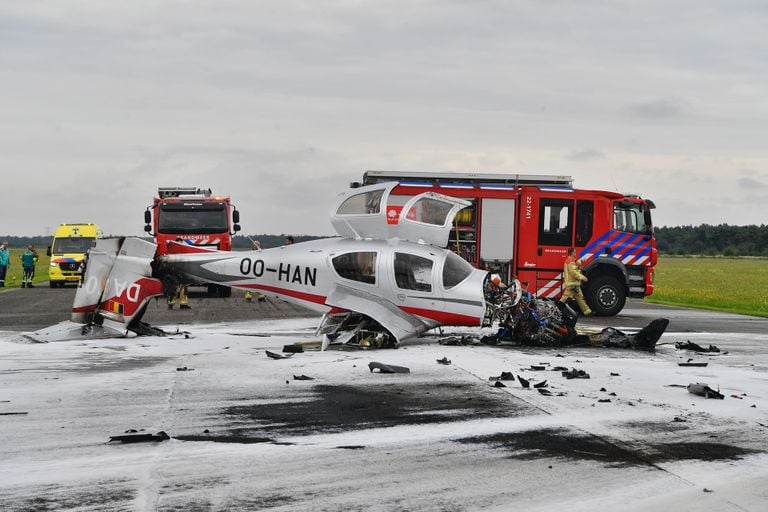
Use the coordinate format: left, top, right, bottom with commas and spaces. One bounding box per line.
244, 239, 266, 302
0, 241, 9, 287
168, 238, 191, 309
20, 245, 37, 288
560, 247, 592, 316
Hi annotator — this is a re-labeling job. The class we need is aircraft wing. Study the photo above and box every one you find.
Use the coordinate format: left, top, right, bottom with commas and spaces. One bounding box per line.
324, 283, 427, 342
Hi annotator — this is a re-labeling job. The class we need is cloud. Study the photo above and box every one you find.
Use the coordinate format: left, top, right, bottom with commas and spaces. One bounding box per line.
628, 97, 694, 119
566, 149, 605, 161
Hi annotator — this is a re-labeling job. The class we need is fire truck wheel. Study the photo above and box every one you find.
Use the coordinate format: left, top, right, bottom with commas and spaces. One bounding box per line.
586, 275, 625, 316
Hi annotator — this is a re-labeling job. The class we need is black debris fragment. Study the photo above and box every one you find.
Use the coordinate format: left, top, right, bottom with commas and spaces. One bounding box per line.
552, 366, 568, 372
293, 375, 314, 381
0, 412, 28, 416
562, 368, 590, 379
439, 335, 476, 346
675, 340, 720, 353
176, 366, 194, 371
109, 431, 170, 444
368, 362, 410, 374
436, 357, 451, 365
529, 365, 546, 371
266, 350, 293, 360
283, 344, 304, 353
494, 381, 507, 388
518, 376, 530, 388
610, 372, 620, 376
687, 383, 724, 400
597, 399, 611, 403
533, 380, 548, 389
489, 372, 515, 381
537, 388, 553, 396
673, 417, 687, 422
678, 362, 708, 367
599, 387, 607, 392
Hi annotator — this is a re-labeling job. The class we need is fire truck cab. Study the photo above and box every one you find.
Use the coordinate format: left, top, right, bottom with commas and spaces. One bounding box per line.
362, 171, 657, 316
144, 187, 241, 296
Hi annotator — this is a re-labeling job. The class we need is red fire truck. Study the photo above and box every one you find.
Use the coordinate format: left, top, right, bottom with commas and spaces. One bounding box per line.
144, 187, 241, 296
362, 171, 657, 316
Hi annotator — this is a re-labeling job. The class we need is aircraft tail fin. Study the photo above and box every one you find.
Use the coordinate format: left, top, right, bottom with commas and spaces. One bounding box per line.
72, 237, 163, 336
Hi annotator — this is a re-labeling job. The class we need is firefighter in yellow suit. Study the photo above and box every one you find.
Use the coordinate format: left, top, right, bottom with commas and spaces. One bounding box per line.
560, 248, 592, 316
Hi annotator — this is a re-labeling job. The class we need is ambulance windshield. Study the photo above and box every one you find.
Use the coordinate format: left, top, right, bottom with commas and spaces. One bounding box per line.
52, 237, 96, 254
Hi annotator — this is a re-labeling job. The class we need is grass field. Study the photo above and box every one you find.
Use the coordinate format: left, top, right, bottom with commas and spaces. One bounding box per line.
646, 256, 768, 318
1, 247, 52, 289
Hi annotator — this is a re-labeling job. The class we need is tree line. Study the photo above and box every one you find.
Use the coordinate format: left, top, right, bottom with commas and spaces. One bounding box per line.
654, 224, 768, 256
3, 225, 767, 256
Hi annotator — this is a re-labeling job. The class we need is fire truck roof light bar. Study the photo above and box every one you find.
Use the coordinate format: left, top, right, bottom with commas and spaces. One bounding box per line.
158, 187, 213, 198
363, 171, 573, 187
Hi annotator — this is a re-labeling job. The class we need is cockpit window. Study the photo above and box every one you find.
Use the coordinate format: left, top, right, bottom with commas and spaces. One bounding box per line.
614, 204, 648, 233
394, 253, 433, 292
332, 252, 377, 284
443, 250, 474, 289
336, 190, 384, 216
403, 197, 454, 226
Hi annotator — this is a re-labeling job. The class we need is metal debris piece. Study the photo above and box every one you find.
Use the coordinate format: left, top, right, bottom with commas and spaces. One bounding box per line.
537, 388, 553, 396
368, 362, 410, 374
687, 383, 724, 400
266, 350, 293, 360
597, 399, 611, 403
293, 374, 314, 381
489, 372, 515, 381
533, 380, 548, 389
494, 381, 507, 388
675, 340, 720, 353
562, 368, 590, 379
678, 362, 708, 367
518, 375, 530, 388
436, 357, 451, 365
283, 344, 304, 353
176, 366, 194, 371
529, 365, 546, 371
109, 431, 170, 443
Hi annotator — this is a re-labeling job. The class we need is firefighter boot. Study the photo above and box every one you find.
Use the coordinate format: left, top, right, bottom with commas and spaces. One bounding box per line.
245, 291, 253, 301
167, 297, 175, 309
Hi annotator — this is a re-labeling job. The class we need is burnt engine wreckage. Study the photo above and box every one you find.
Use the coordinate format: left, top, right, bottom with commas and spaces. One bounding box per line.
480, 278, 668, 351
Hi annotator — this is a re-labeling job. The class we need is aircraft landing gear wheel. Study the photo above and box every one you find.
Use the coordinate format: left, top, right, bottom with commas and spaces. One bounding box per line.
587, 275, 625, 316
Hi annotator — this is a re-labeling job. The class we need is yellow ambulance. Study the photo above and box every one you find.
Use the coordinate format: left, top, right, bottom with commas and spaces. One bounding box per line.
47, 223, 101, 287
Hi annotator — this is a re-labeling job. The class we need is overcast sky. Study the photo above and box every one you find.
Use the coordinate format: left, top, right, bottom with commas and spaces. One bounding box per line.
1, 0, 766, 237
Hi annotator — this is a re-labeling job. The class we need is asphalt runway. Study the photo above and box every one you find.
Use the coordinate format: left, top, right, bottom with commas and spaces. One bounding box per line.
1, 291, 767, 511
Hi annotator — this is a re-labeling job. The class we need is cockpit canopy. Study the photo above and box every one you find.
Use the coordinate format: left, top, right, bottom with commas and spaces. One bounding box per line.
329, 182, 470, 247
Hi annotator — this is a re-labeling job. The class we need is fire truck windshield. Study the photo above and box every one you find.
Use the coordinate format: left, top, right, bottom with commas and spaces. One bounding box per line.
614, 203, 652, 234
52, 237, 96, 253
158, 204, 228, 234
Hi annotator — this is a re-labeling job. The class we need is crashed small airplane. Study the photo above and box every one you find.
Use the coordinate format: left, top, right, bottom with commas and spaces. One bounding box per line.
27, 181, 667, 350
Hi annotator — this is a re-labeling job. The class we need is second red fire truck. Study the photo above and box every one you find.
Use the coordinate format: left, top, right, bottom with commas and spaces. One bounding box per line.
362, 171, 657, 316
144, 187, 241, 297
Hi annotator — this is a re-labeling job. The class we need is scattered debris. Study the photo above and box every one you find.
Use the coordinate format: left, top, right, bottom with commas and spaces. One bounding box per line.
439, 335, 476, 346
368, 362, 410, 374
678, 362, 708, 367
283, 344, 304, 353
597, 399, 611, 403
436, 357, 451, 365
599, 387, 607, 392
703, 488, 714, 493
108, 431, 170, 443
610, 372, 620, 376
552, 366, 568, 372
518, 376, 530, 388
562, 368, 590, 379
529, 365, 546, 371
687, 383, 724, 400
293, 374, 314, 381
0, 412, 28, 416
494, 381, 507, 388
537, 388, 553, 396
489, 372, 515, 381
675, 340, 720, 353
673, 416, 687, 422
266, 350, 293, 360
533, 380, 548, 389
730, 394, 743, 399
176, 366, 194, 372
